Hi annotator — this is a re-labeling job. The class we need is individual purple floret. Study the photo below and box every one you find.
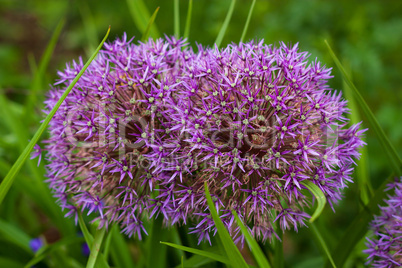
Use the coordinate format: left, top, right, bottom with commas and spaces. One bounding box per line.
43, 35, 366, 244
29, 237, 44, 253
364, 177, 402, 267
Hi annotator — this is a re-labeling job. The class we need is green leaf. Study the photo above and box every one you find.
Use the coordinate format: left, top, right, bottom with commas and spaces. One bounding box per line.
184, 0, 193, 39
24, 18, 65, 122
0, 257, 23, 268
0, 26, 110, 206
232, 210, 271, 268
215, 0, 236, 48
174, 0, 180, 37
204, 182, 248, 268
326, 173, 394, 268
141, 7, 160, 42
309, 222, 336, 268
86, 227, 107, 268
325, 40, 402, 176
160, 242, 230, 265
126, 0, 160, 39
176, 254, 214, 268
240, 0, 256, 43
301, 180, 327, 222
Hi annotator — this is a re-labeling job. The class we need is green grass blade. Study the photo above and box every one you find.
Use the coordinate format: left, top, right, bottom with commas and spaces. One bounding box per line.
86, 227, 107, 268
78, 213, 94, 245
274, 221, 284, 268
24, 18, 65, 121
326, 173, 394, 268
110, 225, 135, 268
184, 0, 193, 39
240, 0, 256, 43
204, 182, 248, 268
141, 7, 160, 42
301, 180, 327, 222
176, 254, 214, 268
232, 210, 271, 268
174, 0, 180, 37
0, 27, 110, 206
126, 0, 160, 39
215, 0, 236, 48
309, 222, 336, 268
160, 242, 230, 265
342, 66, 372, 204
147, 216, 167, 268
325, 40, 402, 176
0, 219, 31, 253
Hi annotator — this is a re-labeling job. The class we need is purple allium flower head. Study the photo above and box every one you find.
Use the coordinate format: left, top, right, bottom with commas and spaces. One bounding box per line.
43, 35, 366, 244
364, 177, 402, 267
147, 40, 366, 243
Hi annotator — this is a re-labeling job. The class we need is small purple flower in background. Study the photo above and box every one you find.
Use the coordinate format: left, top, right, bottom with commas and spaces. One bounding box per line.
42, 35, 366, 244
364, 177, 402, 267
29, 237, 44, 253
82, 242, 90, 257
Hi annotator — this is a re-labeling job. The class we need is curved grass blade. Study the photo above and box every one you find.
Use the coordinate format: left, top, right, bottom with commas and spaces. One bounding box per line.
126, 0, 160, 39
301, 180, 326, 222
0, 27, 110, 206
0, 219, 31, 253
160, 242, 229, 265
215, 0, 236, 48
86, 227, 107, 268
326, 173, 394, 268
232, 210, 271, 268
342, 66, 372, 204
309, 222, 336, 268
24, 18, 65, 121
325, 40, 401, 176
240, 0, 256, 43
184, 0, 193, 39
141, 7, 160, 42
204, 182, 248, 268
174, 0, 180, 37
147, 216, 167, 268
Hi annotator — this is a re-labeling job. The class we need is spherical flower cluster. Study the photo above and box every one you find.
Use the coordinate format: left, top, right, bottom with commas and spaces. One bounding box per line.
364, 178, 402, 267
43, 35, 366, 243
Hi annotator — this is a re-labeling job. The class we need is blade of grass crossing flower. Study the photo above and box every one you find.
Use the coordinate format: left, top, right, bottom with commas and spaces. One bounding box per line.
174, 0, 180, 37
86, 227, 107, 268
24, 18, 65, 122
184, 0, 193, 39
204, 182, 248, 268
341, 65, 372, 204
232, 210, 271, 268
301, 180, 327, 222
0, 27, 110, 206
215, 0, 236, 48
325, 40, 402, 176
160, 242, 230, 265
326, 173, 394, 268
240, 0, 256, 43
141, 7, 160, 42
109, 225, 135, 268
126, 0, 160, 39
309, 222, 336, 268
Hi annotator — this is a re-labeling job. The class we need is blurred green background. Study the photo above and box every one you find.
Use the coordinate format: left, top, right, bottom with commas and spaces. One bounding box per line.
0, 0, 401, 267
